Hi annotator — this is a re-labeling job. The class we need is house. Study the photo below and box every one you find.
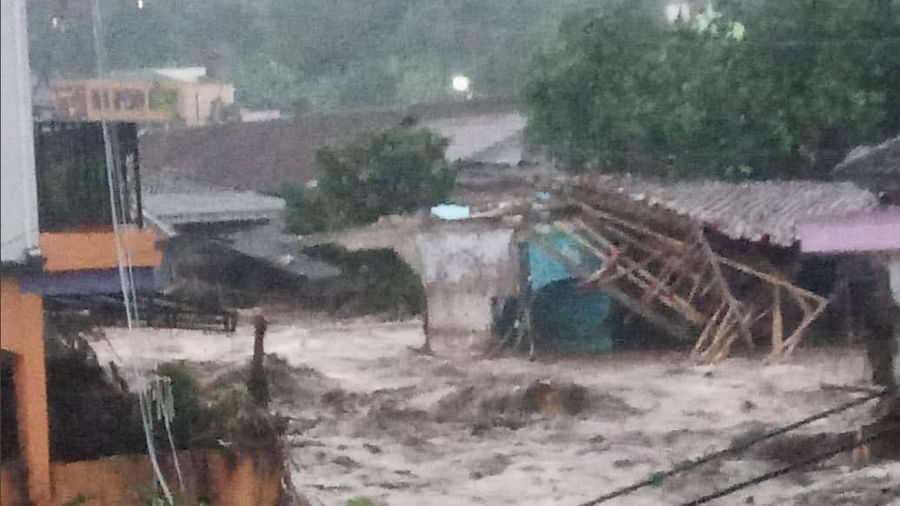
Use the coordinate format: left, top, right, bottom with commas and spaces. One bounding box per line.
798, 136, 900, 386
797, 136, 900, 456
138, 99, 523, 193
141, 181, 339, 298
0, 2, 280, 503
298, 163, 882, 360
801, 135, 899, 301
52, 66, 235, 127
2, 5, 161, 502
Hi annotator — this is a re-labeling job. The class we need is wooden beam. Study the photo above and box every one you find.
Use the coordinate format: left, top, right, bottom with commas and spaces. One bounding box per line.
699, 307, 736, 361
643, 252, 689, 305
693, 303, 725, 357
781, 298, 828, 356
771, 285, 784, 356
564, 221, 710, 324
603, 288, 690, 340
529, 230, 689, 340
575, 201, 686, 249
695, 229, 754, 348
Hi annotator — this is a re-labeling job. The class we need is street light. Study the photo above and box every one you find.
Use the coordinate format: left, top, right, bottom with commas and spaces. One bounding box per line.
451, 75, 470, 93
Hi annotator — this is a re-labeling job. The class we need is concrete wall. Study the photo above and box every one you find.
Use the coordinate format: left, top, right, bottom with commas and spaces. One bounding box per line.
416, 226, 517, 357
302, 216, 522, 357
0, 0, 40, 264
1, 275, 51, 504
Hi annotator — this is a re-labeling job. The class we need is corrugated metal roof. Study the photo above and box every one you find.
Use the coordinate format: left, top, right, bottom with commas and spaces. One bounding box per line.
834, 136, 900, 177
577, 175, 878, 246
221, 219, 340, 279
143, 191, 285, 225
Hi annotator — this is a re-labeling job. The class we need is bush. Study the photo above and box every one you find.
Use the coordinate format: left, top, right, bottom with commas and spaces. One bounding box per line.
156, 361, 202, 448
303, 245, 425, 318
284, 124, 457, 234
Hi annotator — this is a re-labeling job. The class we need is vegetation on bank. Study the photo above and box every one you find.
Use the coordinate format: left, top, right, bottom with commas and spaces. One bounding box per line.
524, 0, 899, 179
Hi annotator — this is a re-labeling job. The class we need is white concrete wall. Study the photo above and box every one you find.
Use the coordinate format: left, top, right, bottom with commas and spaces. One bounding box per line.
178, 82, 235, 126
416, 227, 517, 357
1, 0, 40, 264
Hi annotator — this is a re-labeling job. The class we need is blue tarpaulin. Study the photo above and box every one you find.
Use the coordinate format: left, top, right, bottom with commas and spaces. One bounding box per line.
526, 231, 613, 353
528, 231, 600, 290
431, 204, 471, 220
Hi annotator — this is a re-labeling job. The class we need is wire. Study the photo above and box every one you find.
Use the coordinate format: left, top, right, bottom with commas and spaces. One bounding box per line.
575, 389, 886, 506
678, 422, 900, 506
89, 0, 175, 502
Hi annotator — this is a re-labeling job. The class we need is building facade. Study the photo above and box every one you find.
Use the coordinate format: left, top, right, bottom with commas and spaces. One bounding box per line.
0, 1, 162, 503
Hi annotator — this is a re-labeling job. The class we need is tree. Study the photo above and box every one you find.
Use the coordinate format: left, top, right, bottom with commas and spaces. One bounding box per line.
524, 0, 899, 179
283, 125, 456, 234
28, 0, 617, 112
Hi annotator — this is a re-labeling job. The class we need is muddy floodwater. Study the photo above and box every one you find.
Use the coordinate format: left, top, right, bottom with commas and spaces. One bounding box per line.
96, 319, 900, 506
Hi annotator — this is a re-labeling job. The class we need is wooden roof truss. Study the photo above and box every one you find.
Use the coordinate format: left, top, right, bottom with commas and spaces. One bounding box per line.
534, 199, 827, 363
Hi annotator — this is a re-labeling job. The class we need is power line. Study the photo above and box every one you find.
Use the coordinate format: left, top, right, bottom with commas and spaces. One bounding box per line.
575, 390, 886, 506
678, 422, 900, 506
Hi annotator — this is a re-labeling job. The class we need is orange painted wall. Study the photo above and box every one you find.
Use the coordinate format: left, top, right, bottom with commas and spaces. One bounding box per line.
2, 450, 283, 506
0, 464, 27, 505
39, 228, 162, 272
204, 451, 284, 506
1, 275, 52, 505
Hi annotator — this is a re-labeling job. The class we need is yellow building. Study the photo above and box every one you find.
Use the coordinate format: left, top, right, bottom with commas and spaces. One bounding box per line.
52, 67, 235, 127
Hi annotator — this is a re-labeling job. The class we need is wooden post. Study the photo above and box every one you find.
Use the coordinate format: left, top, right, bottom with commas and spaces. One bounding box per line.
248, 314, 269, 407
516, 241, 534, 357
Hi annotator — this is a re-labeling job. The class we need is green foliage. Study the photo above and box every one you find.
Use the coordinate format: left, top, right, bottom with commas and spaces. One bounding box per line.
62, 494, 88, 506
28, 0, 604, 111
156, 361, 201, 448
281, 184, 338, 236
284, 125, 456, 234
148, 83, 179, 111
303, 245, 426, 318
524, 0, 899, 179
347, 498, 377, 506
194, 383, 282, 450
